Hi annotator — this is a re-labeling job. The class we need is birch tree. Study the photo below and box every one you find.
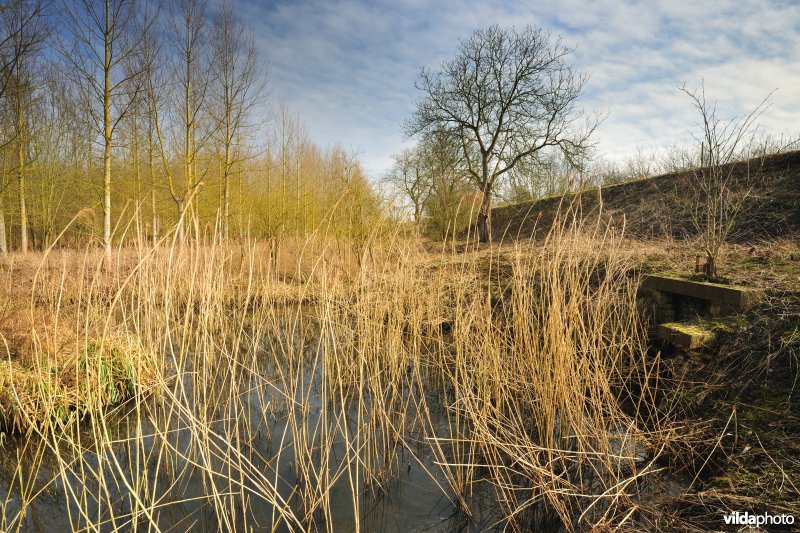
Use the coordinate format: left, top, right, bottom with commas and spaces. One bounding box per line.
168, 0, 211, 241
139, 0, 170, 245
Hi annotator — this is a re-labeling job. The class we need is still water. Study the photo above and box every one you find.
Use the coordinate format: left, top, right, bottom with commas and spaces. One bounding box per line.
0, 309, 535, 532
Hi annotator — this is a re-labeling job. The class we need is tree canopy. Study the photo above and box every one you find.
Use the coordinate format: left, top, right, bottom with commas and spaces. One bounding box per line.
406, 25, 595, 241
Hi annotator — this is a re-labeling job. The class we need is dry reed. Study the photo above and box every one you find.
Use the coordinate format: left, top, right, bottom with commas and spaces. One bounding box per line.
0, 210, 674, 531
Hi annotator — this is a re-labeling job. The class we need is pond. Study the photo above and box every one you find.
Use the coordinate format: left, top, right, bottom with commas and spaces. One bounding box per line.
0, 307, 557, 532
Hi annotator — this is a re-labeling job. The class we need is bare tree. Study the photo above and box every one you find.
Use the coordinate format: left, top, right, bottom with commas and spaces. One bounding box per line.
140, 0, 210, 243
679, 82, 771, 277
120, 59, 148, 244
271, 100, 308, 233
210, 0, 264, 239
386, 132, 472, 237
385, 146, 432, 225
138, 0, 173, 246
406, 25, 595, 242
0, 0, 47, 253
500, 146, 591, 202
169, 0, 211, 241
28, 75, 74, 248
421, 131, 473, 240
0, 0, 46, 105
3, 1, 46, 252
60, 0, 147, 264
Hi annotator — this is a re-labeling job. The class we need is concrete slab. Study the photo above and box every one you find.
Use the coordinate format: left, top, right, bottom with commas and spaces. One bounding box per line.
641, 275, 760, 311
658, 323, 717, 350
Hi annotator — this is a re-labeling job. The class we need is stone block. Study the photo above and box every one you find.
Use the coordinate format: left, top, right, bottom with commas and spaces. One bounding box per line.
658, 323, 716, 350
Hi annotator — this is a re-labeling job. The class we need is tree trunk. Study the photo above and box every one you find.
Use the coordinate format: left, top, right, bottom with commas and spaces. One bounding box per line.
103, 138, 112, 263
148, 117, 158, 247
477, 188, 492, 243
103, 0, 112, 268
176, 198, 185, 243
184, 19, 194, 244
18, 151, 27, 253
0, 207, 7, 256
238, 163, 244, 239
151, 182, 158, 247
704, 251, 717, 278
17, 90, 28, 254
133, 116, 141, 246
223, 178, 230, 239
223, 139, 231, 240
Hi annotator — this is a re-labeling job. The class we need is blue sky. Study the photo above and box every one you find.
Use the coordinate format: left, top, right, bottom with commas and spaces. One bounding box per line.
235, 0, 800, 177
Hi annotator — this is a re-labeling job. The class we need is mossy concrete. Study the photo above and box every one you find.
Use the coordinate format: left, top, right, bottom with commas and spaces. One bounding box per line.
658, 322, 717, 350
638, 275, 760, 352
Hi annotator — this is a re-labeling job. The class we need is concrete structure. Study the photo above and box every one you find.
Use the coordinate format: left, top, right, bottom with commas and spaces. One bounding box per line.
641, 275, 759, 313
639, 275, 760, 350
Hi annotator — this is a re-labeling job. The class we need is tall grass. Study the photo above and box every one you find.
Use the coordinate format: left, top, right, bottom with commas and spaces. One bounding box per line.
0, 211, 667, 531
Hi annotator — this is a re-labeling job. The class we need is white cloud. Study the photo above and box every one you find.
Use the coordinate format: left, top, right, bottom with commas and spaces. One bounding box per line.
237, 0, 800, 176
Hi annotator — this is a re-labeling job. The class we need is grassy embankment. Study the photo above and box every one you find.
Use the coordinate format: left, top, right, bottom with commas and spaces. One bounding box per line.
489, 149, 800, 529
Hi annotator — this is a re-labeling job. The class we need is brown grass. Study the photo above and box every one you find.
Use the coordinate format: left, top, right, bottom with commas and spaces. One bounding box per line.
0, 214, 795, 531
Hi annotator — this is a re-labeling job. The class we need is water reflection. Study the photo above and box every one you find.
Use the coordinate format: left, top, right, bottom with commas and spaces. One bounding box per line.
0, 307, 565, 531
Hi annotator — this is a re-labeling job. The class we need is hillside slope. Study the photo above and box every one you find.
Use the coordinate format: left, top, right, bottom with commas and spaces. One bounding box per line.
491, 150, 800, 242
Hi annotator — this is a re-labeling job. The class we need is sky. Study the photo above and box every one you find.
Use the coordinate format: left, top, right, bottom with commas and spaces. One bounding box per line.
235, 0, 800, 178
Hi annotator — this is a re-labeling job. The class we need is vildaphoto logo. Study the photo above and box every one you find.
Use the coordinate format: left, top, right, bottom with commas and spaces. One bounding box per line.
723, 511, 795, 527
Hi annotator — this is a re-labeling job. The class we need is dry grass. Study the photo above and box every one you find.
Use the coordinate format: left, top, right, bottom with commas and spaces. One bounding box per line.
0, 214, 794, 531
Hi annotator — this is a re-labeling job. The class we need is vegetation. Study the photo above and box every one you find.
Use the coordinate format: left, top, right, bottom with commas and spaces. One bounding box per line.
0, 0, 384, 258
0, 217, 663, 530
1, 215, 796, 530
405, 25, 595, 242
0, 2, 797, 531
678, 82, 773, 278
384, 131, 476, 240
